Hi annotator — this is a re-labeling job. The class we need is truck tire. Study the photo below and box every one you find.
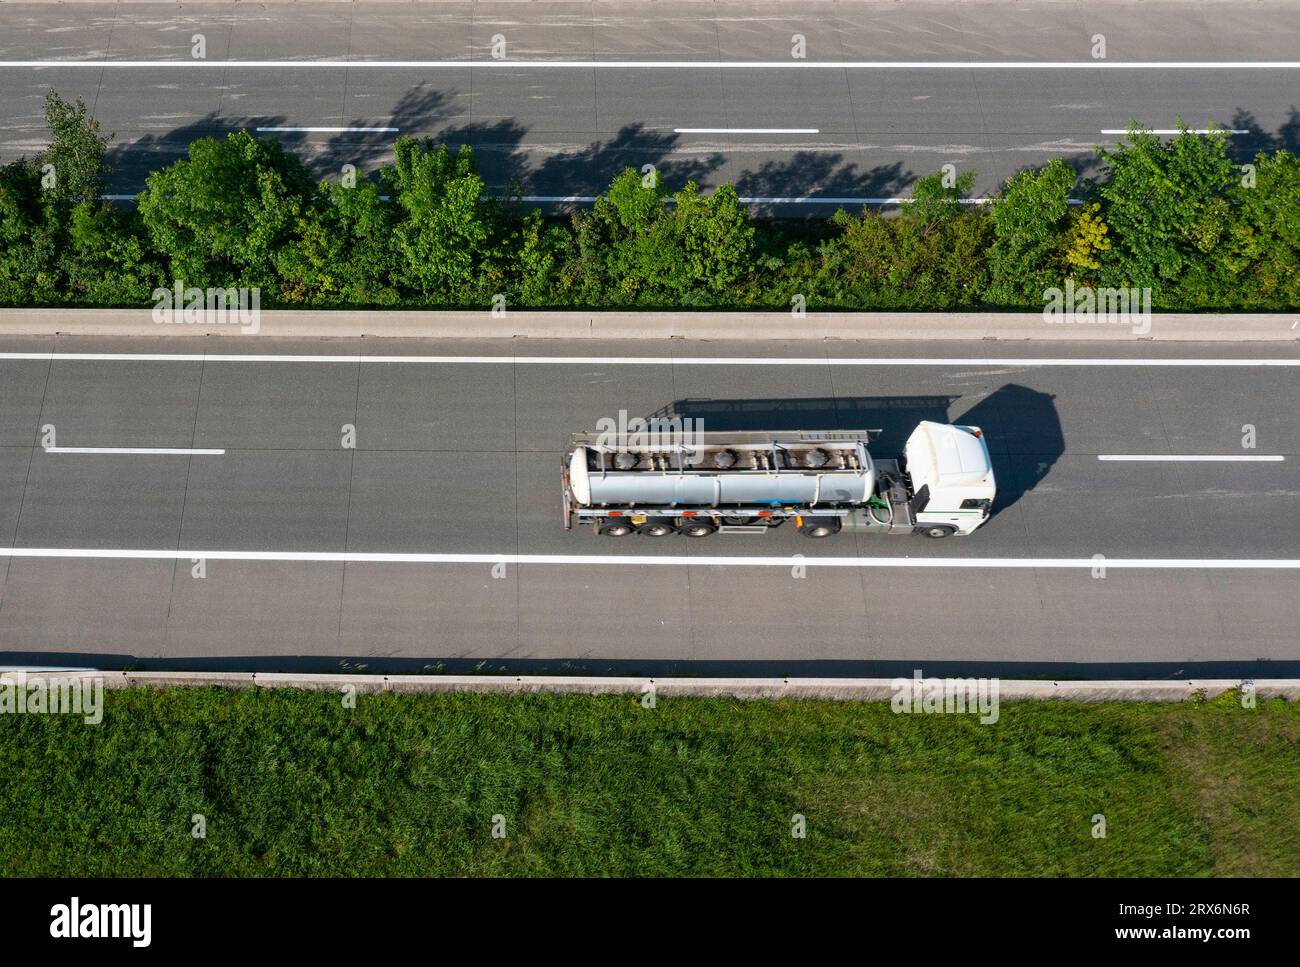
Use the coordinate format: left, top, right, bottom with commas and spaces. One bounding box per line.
637, 520, 675, 537
917, 524, 956, 539
598, 520, 634, 537
677, 520, 717, 538
799, 517, 842, 538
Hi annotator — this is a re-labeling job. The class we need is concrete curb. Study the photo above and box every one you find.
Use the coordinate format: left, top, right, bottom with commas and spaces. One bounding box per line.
2, 309, 1298, 341
0, 1, 1232, 5
8, 670, 1299, 702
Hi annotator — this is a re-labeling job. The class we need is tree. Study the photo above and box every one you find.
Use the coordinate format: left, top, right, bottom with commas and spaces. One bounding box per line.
64, 202, 161, 305
1219, 150, 1300, 307
815, 204, 991, 310
138, 130, 316, 290
568, 168, 756, 305
383, 138, 495, 301
0, 92, 119, 305
905, 168, 977, 235
513, 207, 571, 306
1062, 203, 1112, 279
987, 159, 1076, 304
1095, 122, 1237, 289
40, 91, 112, 217
666, 182, 754, 296
568, 166, 669, 302
276, 178, 401, 306
0, 159, 45, 303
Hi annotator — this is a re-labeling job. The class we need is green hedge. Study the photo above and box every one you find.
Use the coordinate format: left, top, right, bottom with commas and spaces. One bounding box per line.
2, 92, 1298, 312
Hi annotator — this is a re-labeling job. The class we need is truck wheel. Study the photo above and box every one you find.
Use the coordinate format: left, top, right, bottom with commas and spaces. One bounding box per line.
637, 520, 675, 537
917, 524, 956, 539
799, 517, 842, 538
677, 520, 717, 538
598, 520, 634, 537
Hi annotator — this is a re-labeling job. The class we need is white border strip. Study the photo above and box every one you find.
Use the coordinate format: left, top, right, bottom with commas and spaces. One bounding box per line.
1098, 454, 1284, 462
674, 127, 820, 134
256, 126, 398, 133
514, 195, 597, 203
97, 193, 1042, 207
738, 196, 1014, 205
43, 447, 225, 455
2, 548, 1298, 568
2, 353, 1298, 367
3, 60, 1299, 70
26, 671, 1300, 702
1100, 128, 1247, 135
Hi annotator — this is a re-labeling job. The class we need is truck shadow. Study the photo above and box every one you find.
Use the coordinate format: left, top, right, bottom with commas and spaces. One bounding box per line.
650, 383, 1063, 517
954, 384, 1064, 517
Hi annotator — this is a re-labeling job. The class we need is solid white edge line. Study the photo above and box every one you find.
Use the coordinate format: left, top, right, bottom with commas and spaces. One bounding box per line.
1098, 454, 1285, 462
2, 354, 1299, 367
43, 447, 225, 455
518, 195, 598, 202
98, 195, 1072, 206
1100, 129, 1248, 134
1, 548, 1298, 568
4, 60, 1300, 69
736, 197, 1026, 205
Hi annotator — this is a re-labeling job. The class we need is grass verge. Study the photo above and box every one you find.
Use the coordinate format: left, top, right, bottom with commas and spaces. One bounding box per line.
1, 687, 1296, 876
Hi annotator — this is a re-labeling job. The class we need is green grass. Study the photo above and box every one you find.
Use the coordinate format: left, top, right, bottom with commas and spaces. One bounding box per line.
1, 687, 1296, 876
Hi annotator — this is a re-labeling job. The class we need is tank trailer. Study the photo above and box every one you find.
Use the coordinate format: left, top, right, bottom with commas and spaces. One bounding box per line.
562, 421, 996, 539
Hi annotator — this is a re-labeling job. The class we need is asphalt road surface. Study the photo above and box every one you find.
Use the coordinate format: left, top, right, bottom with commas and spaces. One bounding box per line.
1, 334, 1297, 676
1, 1, 1298, 207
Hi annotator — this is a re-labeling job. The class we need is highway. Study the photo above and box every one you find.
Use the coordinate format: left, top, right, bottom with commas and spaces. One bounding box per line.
1, 2, 1297, 677
1, 1, 1299, 205
1, 334, 1298, 676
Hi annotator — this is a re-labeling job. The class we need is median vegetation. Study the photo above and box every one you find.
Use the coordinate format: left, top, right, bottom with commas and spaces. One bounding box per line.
0, 686, 1297, 876
2, 92, 1298, 312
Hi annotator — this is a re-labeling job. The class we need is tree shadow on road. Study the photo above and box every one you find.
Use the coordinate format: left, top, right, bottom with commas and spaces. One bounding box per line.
1230, 106, 1300, 158
735, 152, 910, 199
102, 84, 465, 193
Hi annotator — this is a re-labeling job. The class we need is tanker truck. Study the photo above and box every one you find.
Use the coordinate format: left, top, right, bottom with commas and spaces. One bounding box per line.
562, 420, 995, 539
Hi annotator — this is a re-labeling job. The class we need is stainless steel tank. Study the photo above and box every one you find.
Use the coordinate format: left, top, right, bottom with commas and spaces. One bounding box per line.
568, 443, 875, 506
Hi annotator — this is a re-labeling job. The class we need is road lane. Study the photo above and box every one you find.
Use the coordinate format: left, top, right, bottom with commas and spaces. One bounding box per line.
4, 341, 1300, 554
2, 2, 1298, 203
0, 335, 1297, 672
2, 556, 1297, 675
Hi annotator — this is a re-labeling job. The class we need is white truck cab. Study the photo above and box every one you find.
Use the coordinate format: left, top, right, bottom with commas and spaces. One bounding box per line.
903, 421, 996, 537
